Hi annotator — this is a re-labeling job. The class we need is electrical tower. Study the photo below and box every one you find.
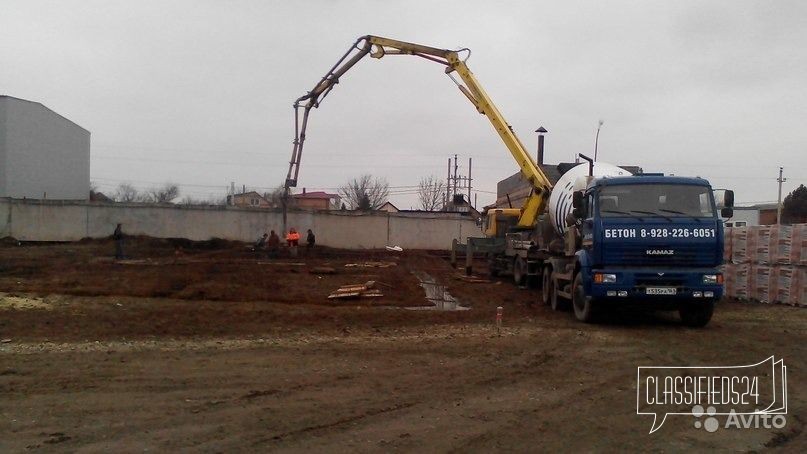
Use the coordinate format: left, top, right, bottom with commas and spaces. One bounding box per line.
445, 154, 473, 210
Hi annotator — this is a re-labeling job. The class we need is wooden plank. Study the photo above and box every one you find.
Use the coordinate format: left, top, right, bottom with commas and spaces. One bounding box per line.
361, 291, 384, 298
329, 280, 384, 300
328, 291, 362, 299
337, 285, 368, 292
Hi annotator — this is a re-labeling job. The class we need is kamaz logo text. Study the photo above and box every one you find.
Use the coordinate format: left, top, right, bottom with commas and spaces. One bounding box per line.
646, 249, 674, 255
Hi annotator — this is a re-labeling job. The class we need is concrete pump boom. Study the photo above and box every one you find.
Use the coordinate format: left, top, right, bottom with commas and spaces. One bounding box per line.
284, 35, 553, 229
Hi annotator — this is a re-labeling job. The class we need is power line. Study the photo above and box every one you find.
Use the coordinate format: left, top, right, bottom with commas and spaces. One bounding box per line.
92, 154, 451, 170
92, 176, 462, 194
95, 142, 475, 160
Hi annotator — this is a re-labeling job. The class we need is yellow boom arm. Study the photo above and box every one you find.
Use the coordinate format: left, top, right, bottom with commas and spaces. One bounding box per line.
285, 35, 553, 227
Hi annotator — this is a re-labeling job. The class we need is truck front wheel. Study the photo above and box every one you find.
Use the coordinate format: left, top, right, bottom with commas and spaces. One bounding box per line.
572, 273, 598, 323
679, 300, 715, 327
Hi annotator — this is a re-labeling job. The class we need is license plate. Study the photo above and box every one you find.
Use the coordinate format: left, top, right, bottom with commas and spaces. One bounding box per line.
646, 287, 677, 295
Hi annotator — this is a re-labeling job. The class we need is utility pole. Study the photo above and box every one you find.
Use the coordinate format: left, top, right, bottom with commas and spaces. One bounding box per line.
468, 157, 472, 204
777, 166, 787, 224
453, 154, 458, 200
446, 158, 451, 209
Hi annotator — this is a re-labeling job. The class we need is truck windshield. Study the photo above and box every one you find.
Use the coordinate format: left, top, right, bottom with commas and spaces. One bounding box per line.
598, 184, 716, 218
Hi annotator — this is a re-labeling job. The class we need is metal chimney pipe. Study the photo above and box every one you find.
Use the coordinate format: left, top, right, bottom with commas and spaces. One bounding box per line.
535, 126, 548, 165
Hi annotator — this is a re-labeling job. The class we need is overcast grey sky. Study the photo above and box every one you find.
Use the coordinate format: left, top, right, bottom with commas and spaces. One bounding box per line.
1, 0, 805, 208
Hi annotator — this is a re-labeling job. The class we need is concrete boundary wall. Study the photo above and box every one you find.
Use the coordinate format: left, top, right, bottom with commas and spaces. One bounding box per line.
0, 199, 483, 250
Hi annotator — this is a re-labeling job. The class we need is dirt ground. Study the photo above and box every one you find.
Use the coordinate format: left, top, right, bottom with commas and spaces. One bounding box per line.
1, 238, 805, 452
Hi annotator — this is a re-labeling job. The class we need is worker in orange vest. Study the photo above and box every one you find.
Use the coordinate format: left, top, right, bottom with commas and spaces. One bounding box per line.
286, 228, 300, 246
286, 228, 301, 257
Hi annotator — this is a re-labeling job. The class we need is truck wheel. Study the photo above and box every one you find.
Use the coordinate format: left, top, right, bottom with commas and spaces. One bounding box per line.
550, 280, 568, 311
679, 300, 715, 327
572, 273, 598, 323
513, 256, 527, 287
546, 273, 569, 311
541, 266, 553, 306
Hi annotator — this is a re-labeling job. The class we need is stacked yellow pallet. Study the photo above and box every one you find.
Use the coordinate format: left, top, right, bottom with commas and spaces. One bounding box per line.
722, 225, 806, 306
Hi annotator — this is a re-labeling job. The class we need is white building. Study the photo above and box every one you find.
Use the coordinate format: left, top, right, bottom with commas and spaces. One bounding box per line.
0, 95, 90, 200
725, 204, 779, 227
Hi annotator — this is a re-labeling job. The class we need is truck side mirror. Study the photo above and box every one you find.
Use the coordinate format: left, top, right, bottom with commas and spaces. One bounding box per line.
721, 207, 734, 218
724, 190, 734, 208
572, 190, 583, 209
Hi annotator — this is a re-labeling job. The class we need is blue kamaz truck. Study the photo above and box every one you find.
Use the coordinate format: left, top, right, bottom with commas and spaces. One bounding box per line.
533, 162, 734, 327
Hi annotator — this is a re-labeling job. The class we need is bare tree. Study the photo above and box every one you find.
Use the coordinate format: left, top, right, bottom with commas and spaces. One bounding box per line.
265, 185, 286, 208
89, 181, 102, 200
147, 183, 180, 204
180, 195, 197, 205
329, 195, 343, 210
114, 183, 141, 202
417, 175, 446, 211
180, 195, 227, 206
338, 174, 389, 210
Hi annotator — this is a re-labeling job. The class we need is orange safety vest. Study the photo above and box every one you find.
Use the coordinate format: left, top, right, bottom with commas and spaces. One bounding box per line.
286, 232, 300, 241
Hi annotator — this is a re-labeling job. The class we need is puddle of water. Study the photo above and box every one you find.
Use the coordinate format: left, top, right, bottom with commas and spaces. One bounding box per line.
407, 271, 470, 311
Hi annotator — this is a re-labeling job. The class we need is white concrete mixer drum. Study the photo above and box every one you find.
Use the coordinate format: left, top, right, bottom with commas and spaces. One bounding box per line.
548, 162, 632, 235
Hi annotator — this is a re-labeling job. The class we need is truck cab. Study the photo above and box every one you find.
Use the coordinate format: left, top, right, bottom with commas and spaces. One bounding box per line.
570, 175, 732, 326
483, 208, 521, 238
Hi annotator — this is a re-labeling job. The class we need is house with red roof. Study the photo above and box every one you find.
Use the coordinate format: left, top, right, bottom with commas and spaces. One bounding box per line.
291, 188, 340, 210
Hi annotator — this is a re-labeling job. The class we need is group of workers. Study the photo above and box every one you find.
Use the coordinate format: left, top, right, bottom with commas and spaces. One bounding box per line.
111, 223, 316, 260
254, 228, 315, 257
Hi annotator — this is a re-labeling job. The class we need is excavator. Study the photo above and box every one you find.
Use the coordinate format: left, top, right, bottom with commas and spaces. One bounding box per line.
281, 35, 552, 250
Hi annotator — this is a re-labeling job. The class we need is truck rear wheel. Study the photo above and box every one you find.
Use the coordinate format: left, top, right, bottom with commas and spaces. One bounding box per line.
679, 300, 715, 327
544, 268, 567, 311
550, 281, 568, 311
572, 273, 598, 323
